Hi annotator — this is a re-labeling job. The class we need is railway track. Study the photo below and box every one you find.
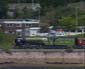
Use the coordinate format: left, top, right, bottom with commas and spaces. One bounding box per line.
0, 49, 85, 52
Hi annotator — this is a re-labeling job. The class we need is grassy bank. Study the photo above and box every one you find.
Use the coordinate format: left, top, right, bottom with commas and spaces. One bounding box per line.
0, 32, 15, 50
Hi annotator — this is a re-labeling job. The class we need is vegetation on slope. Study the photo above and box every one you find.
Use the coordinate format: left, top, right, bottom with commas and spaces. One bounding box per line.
0, 32, 15, 49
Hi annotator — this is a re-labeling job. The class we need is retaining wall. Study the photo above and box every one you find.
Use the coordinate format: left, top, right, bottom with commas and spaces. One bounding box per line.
0, 49, 85, 64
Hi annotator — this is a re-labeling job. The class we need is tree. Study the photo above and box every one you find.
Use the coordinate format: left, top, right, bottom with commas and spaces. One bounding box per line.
39, 0, 81, 16
13, 8, 21, 19
40, 23, 50, 33
13, 6, 34, 19
0, 1, 8, 19
0, 0, 83, 19
78, 15, 85, 26
40, 7, 60, 29
40, 6, 77, 30
59, 16, 77, 31
21, 7, 34, 19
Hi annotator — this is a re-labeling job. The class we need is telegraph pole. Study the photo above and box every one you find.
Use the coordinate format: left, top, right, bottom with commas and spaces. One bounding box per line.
75, 7, 78, 32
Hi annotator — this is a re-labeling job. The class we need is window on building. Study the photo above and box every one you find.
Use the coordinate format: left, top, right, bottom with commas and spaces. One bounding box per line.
15, 24, 21, 27
70, 30, 75, 32
25, 24, 29, 27
6, 24, 14, 27
78, 29, 82, 32
31, 24, 39, 27
16, 24, 19, 26
64, 29, 69, 32
29, 24, 31, 27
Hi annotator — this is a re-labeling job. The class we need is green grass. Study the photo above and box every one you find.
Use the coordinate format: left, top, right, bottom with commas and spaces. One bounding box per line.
0, 32, 16, 50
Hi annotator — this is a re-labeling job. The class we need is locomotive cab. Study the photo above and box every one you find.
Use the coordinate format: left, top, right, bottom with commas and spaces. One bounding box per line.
14, 37, 30, 49
15, 37, 26, 46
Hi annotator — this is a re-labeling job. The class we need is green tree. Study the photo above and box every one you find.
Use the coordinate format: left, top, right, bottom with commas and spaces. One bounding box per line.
78, 15, 85, 26
0, 1, 8, 19
59, 16, 77, 31
13, 8, 21, 19
40, 23, 50, 33
40, 5, 77, 29
40, 7, 60, 29
21, 7, 34, 19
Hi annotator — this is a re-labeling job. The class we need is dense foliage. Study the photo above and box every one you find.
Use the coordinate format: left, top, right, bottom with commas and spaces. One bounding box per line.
0, 0, 83, 18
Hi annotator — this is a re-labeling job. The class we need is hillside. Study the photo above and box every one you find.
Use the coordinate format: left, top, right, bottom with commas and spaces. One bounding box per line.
0, 0, 83, 19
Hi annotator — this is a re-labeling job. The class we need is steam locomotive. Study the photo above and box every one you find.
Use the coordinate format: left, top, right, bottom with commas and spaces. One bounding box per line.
14, 37, 85, 49
14, 37, 45, 49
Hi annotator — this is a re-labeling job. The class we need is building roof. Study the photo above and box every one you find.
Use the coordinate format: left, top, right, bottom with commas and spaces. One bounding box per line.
3, 19, 40, 24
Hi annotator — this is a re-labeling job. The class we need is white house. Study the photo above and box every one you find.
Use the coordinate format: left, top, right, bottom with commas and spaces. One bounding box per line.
0, 19, 40, 36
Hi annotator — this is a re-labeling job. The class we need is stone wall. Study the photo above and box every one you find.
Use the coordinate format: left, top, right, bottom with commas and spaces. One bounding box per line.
0, 50, 85, 64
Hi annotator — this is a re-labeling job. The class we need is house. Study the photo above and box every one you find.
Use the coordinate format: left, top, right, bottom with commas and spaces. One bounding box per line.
0, 19, 40, 36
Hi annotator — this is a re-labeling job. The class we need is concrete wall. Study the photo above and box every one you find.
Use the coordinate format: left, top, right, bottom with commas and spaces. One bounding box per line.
0, 49, 85, 64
